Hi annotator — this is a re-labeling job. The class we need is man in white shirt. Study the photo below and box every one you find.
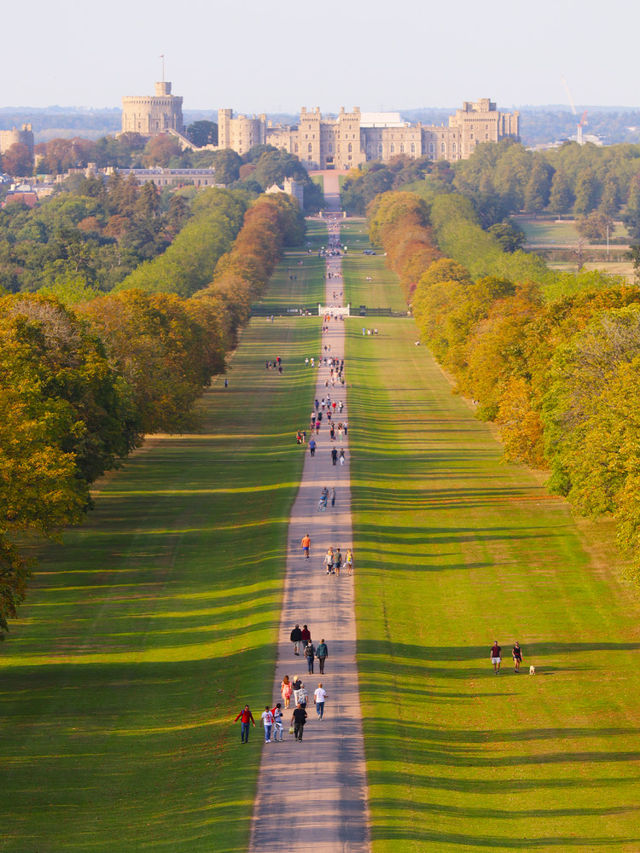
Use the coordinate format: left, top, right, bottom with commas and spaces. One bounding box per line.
314, 683, 328, 719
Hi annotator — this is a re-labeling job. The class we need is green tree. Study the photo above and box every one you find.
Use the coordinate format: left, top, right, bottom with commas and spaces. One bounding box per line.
186, 120, 218, 147
548, 169, 573, 213
574, 169, 600, 215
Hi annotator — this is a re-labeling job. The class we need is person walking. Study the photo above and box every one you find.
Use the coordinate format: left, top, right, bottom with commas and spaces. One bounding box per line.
261, 705, 274, 743
316, 639, 328, 674
339, 447, 346, 466
346, 548, 354, 575
324, 548, 334, 575
234, 705, 256, 743
301, 624, 311, 646
292, 703, 307, 741
512, 642, 523, 673
281, 674, 293, 708
309, 438, 316, 457
304, 640, 315, 674
334, 547, 342, 576
331, 488, 336, 507
272, 702, 284, 741
490, 640, 502, 674
290, 623, 302, 655
331, 447, 338, 466
314, 683, 328, 719
301, 534, 311, 559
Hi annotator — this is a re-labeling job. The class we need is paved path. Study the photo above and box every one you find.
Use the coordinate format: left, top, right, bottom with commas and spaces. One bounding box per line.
250, 195, 370, 852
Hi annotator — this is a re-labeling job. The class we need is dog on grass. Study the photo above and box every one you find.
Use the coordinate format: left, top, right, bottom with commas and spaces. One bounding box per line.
529, 665, 536, 676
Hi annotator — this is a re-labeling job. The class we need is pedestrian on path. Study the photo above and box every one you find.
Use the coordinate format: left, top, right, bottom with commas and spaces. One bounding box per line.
331, 488, 336, 507
234, 705, 256, 743
281, 674, 293, 708
334, 548, 342, 576
346, 548, 354, 575
331, 447, 338, 466
512, 642, 523, 673
293, 703, 307, 741
272, 703, 284, 741
305, 641, 316, 674
339, 448, 346, 466
316, 639, 328, 674
314, 684, 328, 719
301, 534, 311, 559
309, 438, 316, 457
293, 678, 308, 709
490, 640, 502, 674
324, 548, 335, 575
290, 624, 302, 655
301, 624, 311, 646
261, 706, 274, 743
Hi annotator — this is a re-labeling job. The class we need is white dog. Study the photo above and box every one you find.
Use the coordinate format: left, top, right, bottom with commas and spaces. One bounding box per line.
529, 665, 536, 676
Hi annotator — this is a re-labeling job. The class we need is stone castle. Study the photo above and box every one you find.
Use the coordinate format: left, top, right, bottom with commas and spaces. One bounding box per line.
121, 82, 184, 136
121, 82, 518, 167
0, 123, 34, 157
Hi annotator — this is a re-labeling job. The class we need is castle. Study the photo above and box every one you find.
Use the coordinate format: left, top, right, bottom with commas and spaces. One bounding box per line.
121, 82, 184, 136
0, 124, 34, 157
120, 80, 519, 167
221, 99, 519, 168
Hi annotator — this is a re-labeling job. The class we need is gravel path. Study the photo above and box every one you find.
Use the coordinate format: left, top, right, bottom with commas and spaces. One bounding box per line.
250, 186, 370, 852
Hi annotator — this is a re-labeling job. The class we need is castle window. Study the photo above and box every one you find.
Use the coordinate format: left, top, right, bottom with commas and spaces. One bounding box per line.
429, 143, 434, 153
411, 143, 415, 153
400, 143, 404, 153
348, 142, 352, 153
308, 142, 312, 152
390, 143, 395, 153
441, 142, 445, 152
378, 143, 383, 153
452, 143, 456, 153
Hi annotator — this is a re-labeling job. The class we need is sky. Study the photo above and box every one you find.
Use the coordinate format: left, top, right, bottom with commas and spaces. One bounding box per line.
1, 0, 638, 113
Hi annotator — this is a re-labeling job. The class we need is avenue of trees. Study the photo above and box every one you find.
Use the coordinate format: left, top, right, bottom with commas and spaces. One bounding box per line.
369, 189, 640, 578
0, 190, 304, 636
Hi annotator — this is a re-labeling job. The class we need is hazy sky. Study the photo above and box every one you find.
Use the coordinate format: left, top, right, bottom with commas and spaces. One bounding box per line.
2, 0, 637, 112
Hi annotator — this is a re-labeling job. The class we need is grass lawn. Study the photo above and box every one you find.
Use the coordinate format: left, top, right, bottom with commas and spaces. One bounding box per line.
0, 256, 321, 851
341, 220, 408, 313
347, 319, 640, 850
311, 174, 324, 191
519, 217, 629, 246
258, 220, 327, 313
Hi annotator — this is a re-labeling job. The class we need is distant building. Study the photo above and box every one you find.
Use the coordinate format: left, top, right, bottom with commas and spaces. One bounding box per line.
121, 82, 184, 136
265, 177, 305, 208
0, 124, 35, 155
117, 167, 218, 188
219, 99, 519, 169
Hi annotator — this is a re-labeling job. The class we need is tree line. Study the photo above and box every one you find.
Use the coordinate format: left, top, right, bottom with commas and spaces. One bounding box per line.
369, 189, 640, 581
0, 191, 304, 637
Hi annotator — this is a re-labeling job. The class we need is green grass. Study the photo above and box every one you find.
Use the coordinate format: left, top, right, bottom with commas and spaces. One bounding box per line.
0, 260, 321, 851
311, 174, 324, 191
258, 220, 327, 312
347, 314, 640, 851
519, 217, 629, 245
341, 221, 408, 312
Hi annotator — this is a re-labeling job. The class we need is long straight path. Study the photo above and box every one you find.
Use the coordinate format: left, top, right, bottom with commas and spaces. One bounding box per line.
250, 178, 370, 852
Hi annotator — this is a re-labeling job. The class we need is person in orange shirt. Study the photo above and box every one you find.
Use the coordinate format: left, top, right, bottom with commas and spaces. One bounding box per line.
301, 533, 311, 559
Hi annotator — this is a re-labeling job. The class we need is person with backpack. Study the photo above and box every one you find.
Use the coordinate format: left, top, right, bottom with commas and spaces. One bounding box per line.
300, 624, 311, 646
290, 624, 302, 655
316, 639, 329, 674
304, 641, 316, 674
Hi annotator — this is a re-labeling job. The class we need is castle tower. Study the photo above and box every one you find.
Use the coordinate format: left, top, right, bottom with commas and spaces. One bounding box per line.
121, 81, 184, 136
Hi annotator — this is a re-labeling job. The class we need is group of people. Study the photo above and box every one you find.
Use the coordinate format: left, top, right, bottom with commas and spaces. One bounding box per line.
235, 223, 351, 748
490, 640, 524, 673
